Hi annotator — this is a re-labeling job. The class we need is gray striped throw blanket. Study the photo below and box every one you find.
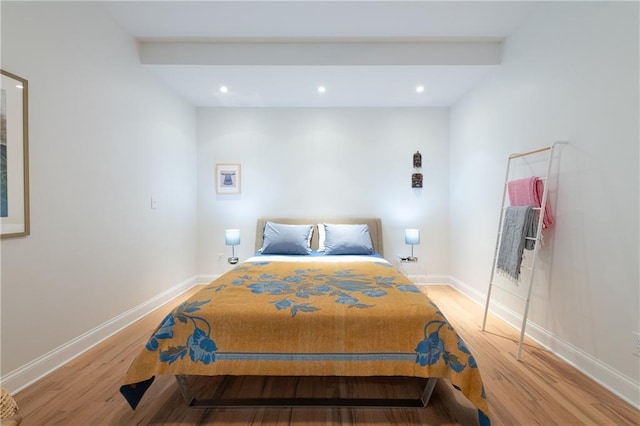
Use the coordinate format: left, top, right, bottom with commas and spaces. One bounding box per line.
497, 206, 537, 280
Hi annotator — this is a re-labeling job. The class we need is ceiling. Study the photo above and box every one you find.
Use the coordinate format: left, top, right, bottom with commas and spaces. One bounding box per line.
101, 1, 539, 107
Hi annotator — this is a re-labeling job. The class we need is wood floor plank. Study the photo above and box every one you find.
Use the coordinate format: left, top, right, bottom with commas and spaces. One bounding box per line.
10, 285, 639, 425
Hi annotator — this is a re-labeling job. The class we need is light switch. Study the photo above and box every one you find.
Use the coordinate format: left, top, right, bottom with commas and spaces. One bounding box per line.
151, 196, 158, 209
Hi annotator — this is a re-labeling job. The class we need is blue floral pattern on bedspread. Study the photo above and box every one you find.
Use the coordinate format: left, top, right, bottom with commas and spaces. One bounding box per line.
415, 318, 476, 374
125, 260, 490, 425
143, 262, 429, 365
144, 264, 474, 376
145, 292, 219, 365
232, 261, 419, 317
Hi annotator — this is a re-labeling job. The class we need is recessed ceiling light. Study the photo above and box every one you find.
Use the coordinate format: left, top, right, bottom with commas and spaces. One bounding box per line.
416, 85, 425, 93
318, 86, 326, 93
219, 86, 228, 93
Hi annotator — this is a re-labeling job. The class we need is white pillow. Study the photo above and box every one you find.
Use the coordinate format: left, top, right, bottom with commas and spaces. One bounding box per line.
317, 223, 327, 251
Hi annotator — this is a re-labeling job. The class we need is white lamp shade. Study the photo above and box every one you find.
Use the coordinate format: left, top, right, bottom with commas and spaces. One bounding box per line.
225, 229, 240, 246
405, 229, 420, 245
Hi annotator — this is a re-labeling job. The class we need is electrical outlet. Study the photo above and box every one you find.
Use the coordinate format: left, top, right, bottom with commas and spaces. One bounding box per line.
633, 331, 640, 358
217, 253, 223, 263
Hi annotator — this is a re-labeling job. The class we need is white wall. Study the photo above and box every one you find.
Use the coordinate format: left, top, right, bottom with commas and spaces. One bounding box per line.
0, 2, 198, 378
449, 2, 639, 405
197, 108, 449, 280
2, 0, 636, 408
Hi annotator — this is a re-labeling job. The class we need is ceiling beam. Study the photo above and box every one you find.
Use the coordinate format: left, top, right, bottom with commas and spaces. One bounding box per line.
139, 40, 502, 66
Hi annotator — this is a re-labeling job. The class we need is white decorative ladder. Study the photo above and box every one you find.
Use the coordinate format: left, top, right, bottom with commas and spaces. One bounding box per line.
482, 141, 567, 360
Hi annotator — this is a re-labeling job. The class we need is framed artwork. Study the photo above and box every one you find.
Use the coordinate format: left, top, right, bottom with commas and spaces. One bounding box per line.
1, 69, 29, 239
216, 163, 241, 194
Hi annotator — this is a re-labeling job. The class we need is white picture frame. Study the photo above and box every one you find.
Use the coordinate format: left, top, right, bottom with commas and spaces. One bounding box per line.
215, 163, 241, 194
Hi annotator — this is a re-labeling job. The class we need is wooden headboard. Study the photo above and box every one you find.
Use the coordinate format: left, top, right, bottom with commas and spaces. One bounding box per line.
255, 218, 384, 257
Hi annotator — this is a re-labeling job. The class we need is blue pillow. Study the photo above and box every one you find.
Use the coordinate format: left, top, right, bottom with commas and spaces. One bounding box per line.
323, 224, 374, 255
261, 222, 314, 255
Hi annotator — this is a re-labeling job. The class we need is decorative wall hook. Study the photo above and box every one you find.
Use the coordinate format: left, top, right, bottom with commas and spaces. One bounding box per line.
412, 173, 423, 188
412, 151, 423, 188
413, 151, 422, 168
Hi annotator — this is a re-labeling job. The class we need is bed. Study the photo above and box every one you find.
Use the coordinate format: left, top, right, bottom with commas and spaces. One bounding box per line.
120, 218, 490, 425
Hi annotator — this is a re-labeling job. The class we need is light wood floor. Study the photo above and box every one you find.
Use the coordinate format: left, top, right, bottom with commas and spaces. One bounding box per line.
11, 285, 639, 425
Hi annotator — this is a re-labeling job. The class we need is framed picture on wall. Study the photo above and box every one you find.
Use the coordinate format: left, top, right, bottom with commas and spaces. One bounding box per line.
216, 163, 241, 194
1, 69, 30, 239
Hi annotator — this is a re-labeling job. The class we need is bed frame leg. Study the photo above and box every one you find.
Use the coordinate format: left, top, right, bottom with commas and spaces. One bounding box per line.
420, 378, 438, 407
175, 374, 194, 405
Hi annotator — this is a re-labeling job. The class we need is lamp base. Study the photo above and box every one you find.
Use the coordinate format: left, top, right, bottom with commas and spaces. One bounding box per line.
228, 257, 239, 265
400, 256, 418, 262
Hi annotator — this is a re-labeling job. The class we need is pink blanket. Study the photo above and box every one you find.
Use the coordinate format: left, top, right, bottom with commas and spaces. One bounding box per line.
507, 177, 554, 228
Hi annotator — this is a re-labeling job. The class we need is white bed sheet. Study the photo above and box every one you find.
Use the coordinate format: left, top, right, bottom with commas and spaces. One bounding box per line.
245, 254, 388, 264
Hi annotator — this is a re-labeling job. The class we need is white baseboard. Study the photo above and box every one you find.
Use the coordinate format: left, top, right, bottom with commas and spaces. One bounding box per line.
1, 276, 198, 394
448, 275, 488, 305
408, 274, 450, 285
427, 274, 451, 285
449, 275, 640, 409
196, 274, 221, 284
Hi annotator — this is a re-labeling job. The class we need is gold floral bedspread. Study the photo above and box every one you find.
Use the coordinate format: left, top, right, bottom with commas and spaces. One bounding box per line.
120, 258, 490, 424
